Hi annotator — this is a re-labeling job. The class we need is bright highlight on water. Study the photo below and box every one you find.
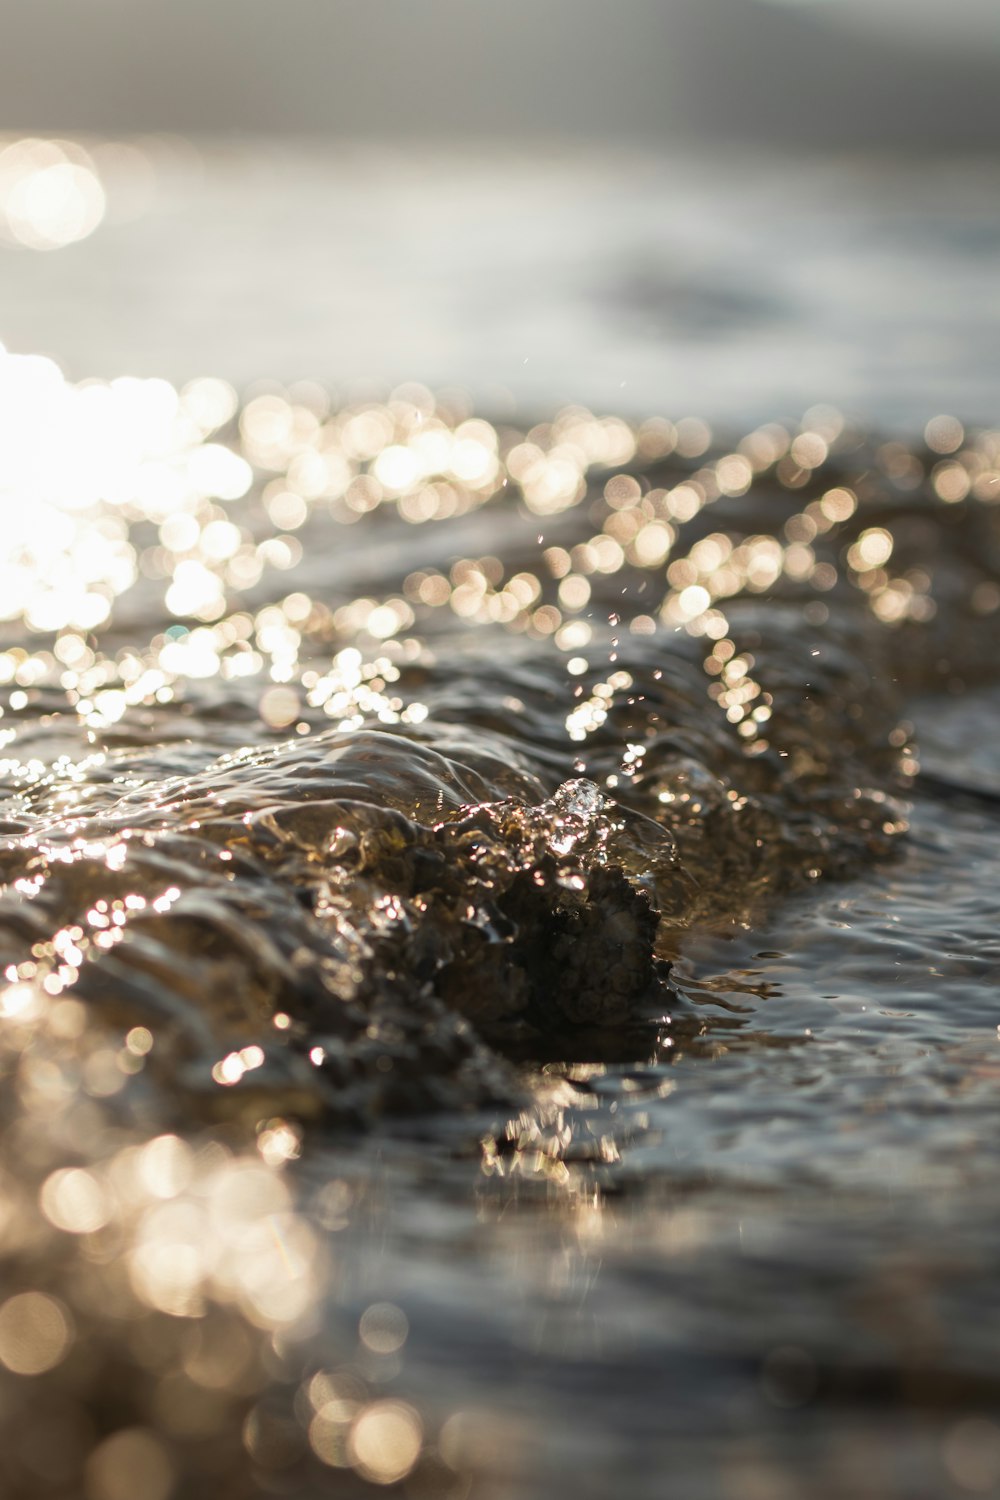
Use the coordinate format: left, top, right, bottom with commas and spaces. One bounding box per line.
0, 332, 998, 1496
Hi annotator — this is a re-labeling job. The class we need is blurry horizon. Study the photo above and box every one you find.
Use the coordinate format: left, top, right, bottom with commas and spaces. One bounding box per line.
3, 0, 999, 151
1, 0, 998, 431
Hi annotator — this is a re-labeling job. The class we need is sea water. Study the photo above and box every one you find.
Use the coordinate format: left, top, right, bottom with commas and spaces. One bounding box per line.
0, 144, 998, 1499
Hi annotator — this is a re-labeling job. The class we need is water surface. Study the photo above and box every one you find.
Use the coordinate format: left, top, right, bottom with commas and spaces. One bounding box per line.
0, 360, 999, 1496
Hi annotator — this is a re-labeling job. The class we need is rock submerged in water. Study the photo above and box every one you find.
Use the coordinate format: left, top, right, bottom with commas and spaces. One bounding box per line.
308, 778, 673, 1031
0, 608, 909, 1126
283, 781, 675, 1116
3, 730, 678, 1124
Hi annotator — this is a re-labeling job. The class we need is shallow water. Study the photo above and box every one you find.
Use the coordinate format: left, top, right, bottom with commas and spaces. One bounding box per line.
1, 359, 999, 1497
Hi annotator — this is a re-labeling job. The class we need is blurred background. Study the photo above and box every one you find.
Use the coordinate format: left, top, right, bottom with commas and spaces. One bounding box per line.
2, 0, 998, 427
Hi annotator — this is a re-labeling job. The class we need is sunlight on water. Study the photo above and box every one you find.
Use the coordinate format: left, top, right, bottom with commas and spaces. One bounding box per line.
0, 134, 178, 253
0, 139, 106, 251
0, 340, 999, 1495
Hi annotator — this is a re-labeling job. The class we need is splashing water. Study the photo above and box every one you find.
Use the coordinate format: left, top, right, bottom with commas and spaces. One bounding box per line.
1, 348, 1000, 1496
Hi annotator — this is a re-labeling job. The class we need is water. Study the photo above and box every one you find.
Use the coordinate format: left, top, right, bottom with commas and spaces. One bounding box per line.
3, 142, 1000, 426
2, 141, 1000, 1497
1, 344, 999, 1498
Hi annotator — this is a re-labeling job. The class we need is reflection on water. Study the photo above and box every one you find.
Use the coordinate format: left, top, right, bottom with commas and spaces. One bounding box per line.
4, 141, 1000, 427
0, 134, 172, 253
0, 138, 106, 251
0, 345, 1000, 1495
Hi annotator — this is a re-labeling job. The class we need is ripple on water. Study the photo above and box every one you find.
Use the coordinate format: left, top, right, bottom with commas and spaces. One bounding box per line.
0, 365, 999, 1496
